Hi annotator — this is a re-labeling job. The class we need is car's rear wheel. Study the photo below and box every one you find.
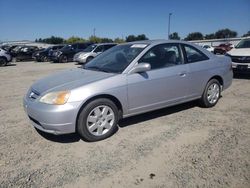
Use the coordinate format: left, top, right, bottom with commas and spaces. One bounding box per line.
77, 98, 119, 142
86, 56, 94, 63
59, 55, 67, 63
0, 57, 7, 66
199, 79, 221, 107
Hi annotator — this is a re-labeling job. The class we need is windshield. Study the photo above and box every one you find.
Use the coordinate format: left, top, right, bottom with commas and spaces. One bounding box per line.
61, 45, 72, 50
235, 39, 250, 48
84, 43, 148, 73
83, 44, 97, 52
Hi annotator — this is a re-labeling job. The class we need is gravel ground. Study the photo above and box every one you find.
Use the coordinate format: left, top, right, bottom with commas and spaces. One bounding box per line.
0, 61, 249, 188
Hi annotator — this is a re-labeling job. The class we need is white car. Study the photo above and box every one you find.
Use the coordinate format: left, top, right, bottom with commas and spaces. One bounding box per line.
226, 37, 250, 73
0, 48, 12, 66
73, 43, 117, 64
202, 45, 214, 53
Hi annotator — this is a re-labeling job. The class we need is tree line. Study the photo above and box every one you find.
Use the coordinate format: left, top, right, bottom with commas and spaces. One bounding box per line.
35, 29, 250, 44
35, 34, 148, 44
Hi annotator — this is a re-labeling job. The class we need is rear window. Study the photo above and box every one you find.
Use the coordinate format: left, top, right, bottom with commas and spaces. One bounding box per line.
184, 45, 209, 63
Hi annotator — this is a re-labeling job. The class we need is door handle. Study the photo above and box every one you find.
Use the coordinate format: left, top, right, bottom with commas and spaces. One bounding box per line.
179, 72, 187, 77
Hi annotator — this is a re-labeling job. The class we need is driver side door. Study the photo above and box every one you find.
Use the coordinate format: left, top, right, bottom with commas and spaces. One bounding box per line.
127, 43, 189, 115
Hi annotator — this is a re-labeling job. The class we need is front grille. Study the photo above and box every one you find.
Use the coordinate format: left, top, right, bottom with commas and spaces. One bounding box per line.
28, 89, 40, 100
231, 56, 250, 63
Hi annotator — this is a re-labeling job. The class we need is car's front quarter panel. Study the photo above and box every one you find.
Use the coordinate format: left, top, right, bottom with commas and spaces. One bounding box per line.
68, 73, 129, 116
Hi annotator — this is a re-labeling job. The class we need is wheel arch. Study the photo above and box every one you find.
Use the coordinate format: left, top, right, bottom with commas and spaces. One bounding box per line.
209, 75, 224, 87
75, 94, 123, 131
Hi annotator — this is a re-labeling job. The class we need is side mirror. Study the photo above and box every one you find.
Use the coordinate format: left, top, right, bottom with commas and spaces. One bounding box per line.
129, 63, 151, 74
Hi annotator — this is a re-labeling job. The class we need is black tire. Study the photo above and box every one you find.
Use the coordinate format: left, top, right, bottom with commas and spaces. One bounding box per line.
59, 55, 67, 63
41, 56, 49, 62
86, 56, 94, 63
199, 79, 221, 108
77, 98, 119, 142
0, 57, 7, 67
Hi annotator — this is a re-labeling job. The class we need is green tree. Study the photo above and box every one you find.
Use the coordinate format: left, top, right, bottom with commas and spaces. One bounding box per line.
169, 32, 180, 40
88, 36, 102, 43
184, 32, 203, 41
100, 38, 113, 43
242, 31, 250, 37
214, 29, 237, 39
204, 33, 216, 39
65, 36, 86, 44
114, 38, 125, 43
126, 34, 148, 42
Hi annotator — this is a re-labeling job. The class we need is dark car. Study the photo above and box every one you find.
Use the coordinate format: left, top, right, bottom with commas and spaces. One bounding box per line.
214, 43, 233, 55
15, 46, 41, 61
33, 45, 64, 62
51, 42, 93, 63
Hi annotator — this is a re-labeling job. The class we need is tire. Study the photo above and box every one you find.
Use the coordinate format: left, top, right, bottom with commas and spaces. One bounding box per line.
77, 98, 119, 142
41, 56, 48, 62
86, 56, 94, 63
59, 55, 67, 63
199, 79, 221, 108
0, 57, 7, 66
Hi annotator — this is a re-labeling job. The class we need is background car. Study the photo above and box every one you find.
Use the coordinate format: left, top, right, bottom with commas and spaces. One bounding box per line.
15, 46, 41, 61
73, 43, 117, 64
24, 40, 233, 141
33, 45, 65, 62
51, 42, 93, 63
226, 37, 250, 74
0, 48, 12, 66
214, 43, 233, 55
202, 44, 214, 53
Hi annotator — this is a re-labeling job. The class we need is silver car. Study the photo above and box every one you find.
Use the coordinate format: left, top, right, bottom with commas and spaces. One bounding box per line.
23, 40, 233, 141
73, 43, 117, 64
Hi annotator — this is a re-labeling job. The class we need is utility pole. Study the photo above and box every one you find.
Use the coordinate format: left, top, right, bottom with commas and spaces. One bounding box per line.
93, 28, 96, 37
168, 13, 172, 39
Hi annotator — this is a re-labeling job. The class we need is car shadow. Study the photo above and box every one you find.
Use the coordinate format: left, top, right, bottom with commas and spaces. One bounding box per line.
233, 73, 250, 80
5, 64, 17, 67
119, 101, 198, 128
35, 128, 81, 143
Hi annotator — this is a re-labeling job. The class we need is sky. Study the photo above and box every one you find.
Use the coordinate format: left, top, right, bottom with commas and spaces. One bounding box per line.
0, 0, 249, 41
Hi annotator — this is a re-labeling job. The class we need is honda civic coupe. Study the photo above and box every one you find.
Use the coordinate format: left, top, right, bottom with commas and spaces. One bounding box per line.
23, 40, 233, 141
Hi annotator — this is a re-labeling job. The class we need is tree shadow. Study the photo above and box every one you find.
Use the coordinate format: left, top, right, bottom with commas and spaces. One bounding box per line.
35, 128, 81, 143
119, 101, 198, 128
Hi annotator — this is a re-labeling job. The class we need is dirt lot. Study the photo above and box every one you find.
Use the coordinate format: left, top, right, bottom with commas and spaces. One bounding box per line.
0, 61, 249, 188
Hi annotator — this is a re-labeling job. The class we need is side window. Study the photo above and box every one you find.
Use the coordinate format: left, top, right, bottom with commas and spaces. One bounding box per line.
78, 43, 86, 50
94, 46, 104, 53
139, 43, 182, 70
71, 44, 77, 49
104, 44, 116, 51
184, 45, 209, 63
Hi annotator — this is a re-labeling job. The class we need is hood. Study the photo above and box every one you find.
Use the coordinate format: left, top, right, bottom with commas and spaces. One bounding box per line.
31, 68, 115, 95
228, 48, 250, 56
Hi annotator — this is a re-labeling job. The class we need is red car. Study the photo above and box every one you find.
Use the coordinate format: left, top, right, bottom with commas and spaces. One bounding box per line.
214, 43, 233, 55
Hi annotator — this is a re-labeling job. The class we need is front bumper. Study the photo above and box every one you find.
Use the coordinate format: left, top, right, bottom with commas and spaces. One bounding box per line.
73, 56, 87, 64
232, 62, 250, 73
23, 97, 82, 135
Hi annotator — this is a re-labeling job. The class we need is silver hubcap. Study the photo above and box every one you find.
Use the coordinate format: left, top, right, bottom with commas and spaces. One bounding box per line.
87, 105, 115, 136
207, 83, 220, 104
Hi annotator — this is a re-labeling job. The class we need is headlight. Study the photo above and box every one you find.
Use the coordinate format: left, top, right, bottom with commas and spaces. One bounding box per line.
39, 91, 70, 105
80, 54, 88, 58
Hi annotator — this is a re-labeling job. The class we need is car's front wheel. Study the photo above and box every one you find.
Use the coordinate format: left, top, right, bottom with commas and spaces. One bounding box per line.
77, 98, 119, 141
0, 57, 7, 66
199, 79, 221, 107
59, 55, 68, 63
